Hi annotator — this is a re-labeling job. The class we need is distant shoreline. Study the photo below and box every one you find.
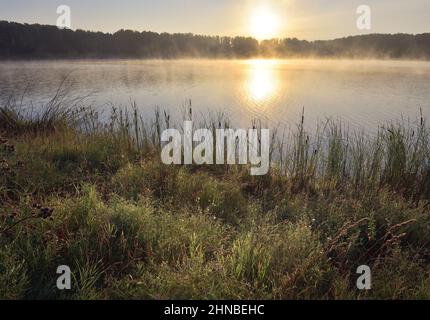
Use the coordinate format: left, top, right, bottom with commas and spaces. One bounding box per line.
1, 57, 430, 63
1, 20, 430, 61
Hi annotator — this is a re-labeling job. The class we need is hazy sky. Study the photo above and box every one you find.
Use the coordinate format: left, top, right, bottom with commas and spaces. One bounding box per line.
1, 0, 430, 40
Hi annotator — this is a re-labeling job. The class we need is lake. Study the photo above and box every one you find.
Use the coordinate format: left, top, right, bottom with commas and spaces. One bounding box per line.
1, 59, 429, 132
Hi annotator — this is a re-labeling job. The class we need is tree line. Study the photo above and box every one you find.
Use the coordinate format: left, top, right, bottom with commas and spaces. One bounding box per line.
1, 20, 430, 59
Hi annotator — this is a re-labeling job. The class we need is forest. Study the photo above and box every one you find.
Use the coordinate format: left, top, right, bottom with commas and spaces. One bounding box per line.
1, 20, 430, 59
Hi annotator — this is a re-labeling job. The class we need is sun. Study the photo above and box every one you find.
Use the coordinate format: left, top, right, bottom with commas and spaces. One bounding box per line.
250, 7, 280, 40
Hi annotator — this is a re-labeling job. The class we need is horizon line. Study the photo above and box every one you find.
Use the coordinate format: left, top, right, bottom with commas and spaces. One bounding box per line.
2, 20, 430, 43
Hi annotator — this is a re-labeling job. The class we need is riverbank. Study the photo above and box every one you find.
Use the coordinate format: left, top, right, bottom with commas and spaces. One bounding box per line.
1, 101, 430, 299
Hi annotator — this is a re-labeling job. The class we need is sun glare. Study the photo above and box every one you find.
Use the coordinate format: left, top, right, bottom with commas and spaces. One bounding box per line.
250, 7, 280, 40
246, 59, 279, 105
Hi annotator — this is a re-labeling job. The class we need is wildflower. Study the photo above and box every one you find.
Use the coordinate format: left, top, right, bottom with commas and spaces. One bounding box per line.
39, 207, 54, 219
33, 203, 53, 218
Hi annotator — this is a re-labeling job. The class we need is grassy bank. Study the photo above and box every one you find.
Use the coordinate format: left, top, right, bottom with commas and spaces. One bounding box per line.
1, 99, 430, 300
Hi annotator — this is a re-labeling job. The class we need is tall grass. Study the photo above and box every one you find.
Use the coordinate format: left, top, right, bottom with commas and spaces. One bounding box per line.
0, 81, 88, 135
3, 94, 430, 199
277, 109, 430, 200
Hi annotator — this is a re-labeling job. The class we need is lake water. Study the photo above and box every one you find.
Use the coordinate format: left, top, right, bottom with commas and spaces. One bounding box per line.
1, 59, 430, 132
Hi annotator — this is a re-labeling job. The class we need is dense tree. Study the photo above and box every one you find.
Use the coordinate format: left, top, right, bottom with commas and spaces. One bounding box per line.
0, 21, 429, 59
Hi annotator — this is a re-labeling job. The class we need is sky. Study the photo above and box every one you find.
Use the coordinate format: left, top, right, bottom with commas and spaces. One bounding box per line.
1, 0, 430, 40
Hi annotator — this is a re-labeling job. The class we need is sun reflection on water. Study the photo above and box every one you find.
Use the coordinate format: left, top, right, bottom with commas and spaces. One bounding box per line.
245, 59, 280, 107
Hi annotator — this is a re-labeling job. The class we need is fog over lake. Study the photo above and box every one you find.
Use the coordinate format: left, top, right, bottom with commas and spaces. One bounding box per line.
1, 59, 430, 131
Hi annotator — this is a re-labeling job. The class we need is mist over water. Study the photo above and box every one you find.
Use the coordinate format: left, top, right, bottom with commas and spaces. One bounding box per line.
1, 59, 430, 132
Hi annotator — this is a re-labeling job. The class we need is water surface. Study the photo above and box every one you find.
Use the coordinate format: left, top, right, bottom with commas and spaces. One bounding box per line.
1, 59, 429, 131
